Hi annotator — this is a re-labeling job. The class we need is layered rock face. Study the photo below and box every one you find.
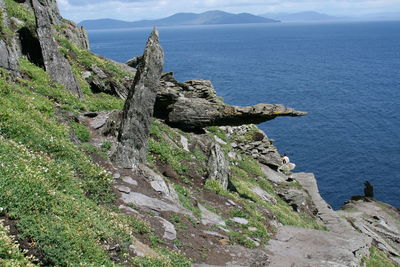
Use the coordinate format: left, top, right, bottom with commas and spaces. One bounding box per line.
156, 75, 307, 129
113, 29, 164, 168
0, 0, 19, 73
32, 0, 82, 97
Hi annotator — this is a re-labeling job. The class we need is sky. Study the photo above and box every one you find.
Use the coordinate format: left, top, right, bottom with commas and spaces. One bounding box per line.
58, 0, 400, 23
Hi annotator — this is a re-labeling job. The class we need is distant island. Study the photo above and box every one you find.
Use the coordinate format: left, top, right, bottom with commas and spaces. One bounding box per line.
79, 10, 279, 30
259, 11, 400, 22
259, 11, 340, 22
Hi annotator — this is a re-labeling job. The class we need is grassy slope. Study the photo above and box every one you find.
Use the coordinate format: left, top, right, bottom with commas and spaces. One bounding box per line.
0, 22, 188, 264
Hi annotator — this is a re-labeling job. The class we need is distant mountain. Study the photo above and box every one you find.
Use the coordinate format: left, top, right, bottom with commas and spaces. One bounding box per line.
355, 12, 400, 21
79, 10, 279, 30
260, 11, 340, 22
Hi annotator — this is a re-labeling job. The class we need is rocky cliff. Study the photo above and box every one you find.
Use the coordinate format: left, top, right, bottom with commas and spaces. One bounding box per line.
0, 1, 398, 266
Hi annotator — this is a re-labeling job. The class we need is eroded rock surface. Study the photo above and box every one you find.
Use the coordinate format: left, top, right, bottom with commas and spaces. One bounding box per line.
339, 199, 400, 262
113, 28, 164, 168
0, 0, 20, 73
266, 226, 369, 267
208, 143, 230, 190
155, 73, 306, 129
32, 0, 82, 97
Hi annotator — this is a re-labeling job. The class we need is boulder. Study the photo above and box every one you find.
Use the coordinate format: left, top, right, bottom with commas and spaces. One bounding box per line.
199, 204, 226, 227
113, 28, 164, 168
278, 188, 306, 212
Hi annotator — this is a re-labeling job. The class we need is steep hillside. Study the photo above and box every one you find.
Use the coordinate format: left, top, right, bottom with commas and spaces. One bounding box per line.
0, 1, 399, 266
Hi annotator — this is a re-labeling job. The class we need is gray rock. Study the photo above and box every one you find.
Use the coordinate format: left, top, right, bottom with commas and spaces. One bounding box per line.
266, 226, 370, 267
0, 1, 20, 74
32, 0, 82, 97
121, 192, 191, 215
113, 28, 164, 168
122, 176, 138, 186
101, 110, 122, 137
202, 231, 227, 239
129, 240, 158, 258
278, 188, 306, 212
257, 151, 284, 169
180, 135, 189, 152
339, 200, 400, 257
199, 204, 226, 226
126, 55, 143, 68
90, 111, 109, 129
251, 186, 277, 204
261, 164, 287, 184
208, 143, 230, 190
59, 20, 90, 50
231, 217, 249, 225
116, 185, 131, 194
167, 97, 307, 129
155, 216, 177, 240
138, 164, 180, 203
214, 135, 227, 145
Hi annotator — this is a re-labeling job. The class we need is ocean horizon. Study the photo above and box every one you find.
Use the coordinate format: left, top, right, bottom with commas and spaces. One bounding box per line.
87, 21, 400, 209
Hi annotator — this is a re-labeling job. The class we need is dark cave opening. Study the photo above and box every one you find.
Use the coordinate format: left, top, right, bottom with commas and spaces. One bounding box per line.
18, 27, 44, 68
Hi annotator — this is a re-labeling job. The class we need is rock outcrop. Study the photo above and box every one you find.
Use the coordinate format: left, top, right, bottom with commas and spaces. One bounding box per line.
32, 0, 82, 97
59, 20, 90, 50
113, 28, 164, 168
339, 199, 400, 264
0, 0, 20, 73
156, 76, 306, 129
207, 143, 230, 190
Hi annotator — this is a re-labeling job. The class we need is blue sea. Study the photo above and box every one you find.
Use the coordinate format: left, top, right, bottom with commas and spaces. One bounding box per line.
87, 21, 400, 209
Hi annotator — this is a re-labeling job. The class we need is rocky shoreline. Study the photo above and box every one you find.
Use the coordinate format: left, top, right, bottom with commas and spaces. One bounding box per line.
0, 0, 399, 266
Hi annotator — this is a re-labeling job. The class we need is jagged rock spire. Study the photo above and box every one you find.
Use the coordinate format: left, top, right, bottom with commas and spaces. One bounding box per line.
32, 0, 83, 97
113, 28, 164, 169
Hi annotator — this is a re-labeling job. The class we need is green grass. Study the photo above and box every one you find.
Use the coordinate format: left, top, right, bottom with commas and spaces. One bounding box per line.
4, 0, 36, 31
70, 121, 91, 142
57, 36, 132, 85
0, 222, 36, 267
101, 141, 113, 151
174, 185, 201, 218
131, 249, 191, 267
207, 126, 228, 143
0, 69, 191, 266
19, 59, 124, 112
0, 137, 150, 266
364, 246, 399, 267
0, 9, 13, 43
148, 139, 191, 174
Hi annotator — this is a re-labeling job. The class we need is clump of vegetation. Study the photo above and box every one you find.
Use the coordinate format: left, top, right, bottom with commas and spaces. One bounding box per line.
149, 139, 191, 174
4, 0, 36, 31
174, 185, 201, 218
207, 126, 228, 143
131, 249, 191, 267
70, 121, 90, 142
364, 246, 399, 267
204, 179, 227, 195
0, 222, 36, 266
57, 36, 132, 85
101, 141, 112, 151
19, 59, 124, 112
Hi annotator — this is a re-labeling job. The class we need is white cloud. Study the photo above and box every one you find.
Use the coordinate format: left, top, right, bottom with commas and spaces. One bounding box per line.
57, 0, 400, 23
